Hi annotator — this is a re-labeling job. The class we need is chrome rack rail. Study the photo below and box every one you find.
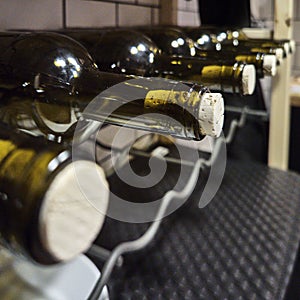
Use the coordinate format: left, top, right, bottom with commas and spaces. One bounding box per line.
86, 105, 267, 299
225, 105, 269, 121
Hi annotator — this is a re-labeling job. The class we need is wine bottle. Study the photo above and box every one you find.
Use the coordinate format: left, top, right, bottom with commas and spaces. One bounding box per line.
127, 27, 277, 77
227, 29, 292, 55
132, 26, 282, 63
0, 32, 224, 141
62, 29, 256, 95
186, 26, 294, 55
0, 122, 109, 265
181, 26, 285, 64
196, 50, 277, 78
133, 26, 199, 57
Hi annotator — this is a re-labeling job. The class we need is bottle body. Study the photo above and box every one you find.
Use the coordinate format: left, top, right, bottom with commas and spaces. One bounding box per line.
0, 123, 109, 264
63, 29, 160, 77
134, 27, 197, 57
0, 32, 224, 141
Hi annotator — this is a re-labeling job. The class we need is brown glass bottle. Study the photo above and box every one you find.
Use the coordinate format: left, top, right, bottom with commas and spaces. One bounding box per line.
0, 122, 109, 265
0, 32, 224, 141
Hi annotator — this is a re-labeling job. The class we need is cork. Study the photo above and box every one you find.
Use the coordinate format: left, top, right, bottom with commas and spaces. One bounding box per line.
198, 92, 224, 138
241, 64, 256, 95
290, 40, 296, 54
283, 42, 290, 57
39, 161, 109, 262
275, 48, 284, 64
263, 55, 277, 77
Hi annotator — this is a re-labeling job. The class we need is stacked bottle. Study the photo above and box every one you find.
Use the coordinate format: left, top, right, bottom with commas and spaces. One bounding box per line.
180, 26, 293, 65
0, 122, 109, 264
134, 26, 278, 78
62, 29, 256, 96
0, 32, 224, 142
0, 31, 226, 266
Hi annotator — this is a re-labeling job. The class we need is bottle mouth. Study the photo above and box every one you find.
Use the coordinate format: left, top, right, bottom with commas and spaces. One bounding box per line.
263, 55, 277, 77
290, 40, 296, 54
39, 160, 109, 262
241, 64, 256, 95
198, 92, 224, 138
283, 42, 290, 57
275, 48, 284, 64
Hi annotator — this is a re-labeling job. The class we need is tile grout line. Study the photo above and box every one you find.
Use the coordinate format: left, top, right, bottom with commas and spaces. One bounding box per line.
62, 0, 67, 29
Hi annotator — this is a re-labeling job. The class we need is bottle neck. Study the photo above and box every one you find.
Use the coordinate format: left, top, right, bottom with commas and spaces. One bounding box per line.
200, 63, 256, 95
81, 75, 224, 140
234, 53, 264, 78
155, 55, 255, 95
195, 49, 276, 78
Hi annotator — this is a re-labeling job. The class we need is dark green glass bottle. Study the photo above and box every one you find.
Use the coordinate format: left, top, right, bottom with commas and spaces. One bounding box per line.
0, 122, 109, 265
131, 26, 277, 77
0, 32, 224, 141
182, 26, 285, 64
183, 26, 293, 55
62, 29, 256, 95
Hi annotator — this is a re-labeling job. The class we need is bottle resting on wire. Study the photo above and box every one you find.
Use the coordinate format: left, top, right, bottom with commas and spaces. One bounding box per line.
0, 32, 224, 143
62, 29, 256, 95
181, 26, 285, 64
0, 122, 109, 265
188, 26, 294, 55
133, 26, 277, 77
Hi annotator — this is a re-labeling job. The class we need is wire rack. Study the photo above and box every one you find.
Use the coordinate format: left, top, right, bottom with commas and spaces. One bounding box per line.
85, 105, 269, 299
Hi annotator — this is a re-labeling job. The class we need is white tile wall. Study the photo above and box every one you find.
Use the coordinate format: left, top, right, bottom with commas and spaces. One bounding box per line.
0, 0, 62, 30
0, 0, 160, 30
138, 0, 159, 6
178, 0, 198, 12
152, 8, 160, 25
177, 0, 200, 26
66, 0, 116, 27
177, 10, 200, 26
119, 4, 152, 26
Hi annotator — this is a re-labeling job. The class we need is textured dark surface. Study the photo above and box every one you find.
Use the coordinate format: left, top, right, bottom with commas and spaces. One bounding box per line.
290, 107, 300, 173
93, 157, 300, 300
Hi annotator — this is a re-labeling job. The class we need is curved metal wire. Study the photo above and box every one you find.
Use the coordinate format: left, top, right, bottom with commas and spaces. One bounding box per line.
87, 158, 205, 300
88, 106, 252, 299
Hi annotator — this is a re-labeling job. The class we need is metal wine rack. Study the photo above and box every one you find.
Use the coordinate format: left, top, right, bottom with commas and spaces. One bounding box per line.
85, 105, 270, 299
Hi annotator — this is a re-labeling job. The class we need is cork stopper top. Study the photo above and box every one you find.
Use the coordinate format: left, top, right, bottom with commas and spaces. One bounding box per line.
275, 48, 284, 64
263, 55, 277, 76
198, 92, 224, 138
283, 42, 290, 57
39, 161, 109, 262
290, 40, 296, 54
241, 64, 256, 95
